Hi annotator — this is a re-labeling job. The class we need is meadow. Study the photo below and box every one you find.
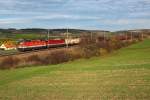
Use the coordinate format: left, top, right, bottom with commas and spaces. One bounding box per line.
0, 39, 150, 100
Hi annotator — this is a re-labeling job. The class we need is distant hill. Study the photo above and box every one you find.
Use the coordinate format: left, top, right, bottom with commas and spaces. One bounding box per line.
0, 28, 110, 40
0, 28, 149, 39
1, 28, 149, 35
0, 28, 109, 34
116, 29, 150, 34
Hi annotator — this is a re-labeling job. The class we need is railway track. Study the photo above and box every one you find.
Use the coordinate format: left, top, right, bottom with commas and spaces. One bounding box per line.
0, 45, 78, 58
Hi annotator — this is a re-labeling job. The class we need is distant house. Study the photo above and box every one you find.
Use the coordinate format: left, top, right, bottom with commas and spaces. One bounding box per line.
0, 42, 16, 50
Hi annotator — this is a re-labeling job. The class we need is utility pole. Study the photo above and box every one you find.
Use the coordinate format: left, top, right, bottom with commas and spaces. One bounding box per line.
141, 33, 143, 40
130, 32, 133, 41
66, 28, 69, 48
103, 32, 106, 42
125, 32, 127, 41
47, 29, 50, 48
48, 29, 50, 40
90, 31, 93, 40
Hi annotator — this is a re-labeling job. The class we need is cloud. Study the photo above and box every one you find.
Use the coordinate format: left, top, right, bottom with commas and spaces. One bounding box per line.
101, 18, 150, 25
34, 14, 100, 20
0, 13, 100, 25
0, 0, 150, 30
0, 18, 32, 25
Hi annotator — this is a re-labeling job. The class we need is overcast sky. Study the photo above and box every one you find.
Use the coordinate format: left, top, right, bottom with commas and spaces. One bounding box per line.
0, 0, 150, 31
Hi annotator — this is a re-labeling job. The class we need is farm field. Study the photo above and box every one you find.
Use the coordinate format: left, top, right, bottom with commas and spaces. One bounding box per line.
0, 32, 46, 40
0, 39, 150, 100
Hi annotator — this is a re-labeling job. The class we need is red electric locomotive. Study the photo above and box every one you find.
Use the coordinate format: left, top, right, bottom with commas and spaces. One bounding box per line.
47, 39, 65, 47
17, 40, 47, 51
17, 39, 66, 52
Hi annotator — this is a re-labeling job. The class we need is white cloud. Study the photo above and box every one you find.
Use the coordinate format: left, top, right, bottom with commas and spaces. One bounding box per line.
0, 0, 149, 30
34, 14, 100, 20
101, 19, 150, 25
129, 12, 150, 17
0, 18, 32, 25
0, 13, 100, 26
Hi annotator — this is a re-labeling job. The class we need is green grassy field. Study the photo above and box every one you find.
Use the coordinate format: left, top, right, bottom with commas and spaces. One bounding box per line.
0, 39, 150, 100
0, 32, 46, 40
13, 33, 46, 39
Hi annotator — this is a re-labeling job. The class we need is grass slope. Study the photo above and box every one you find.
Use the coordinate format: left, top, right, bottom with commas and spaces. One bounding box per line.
0, 39, 150, 100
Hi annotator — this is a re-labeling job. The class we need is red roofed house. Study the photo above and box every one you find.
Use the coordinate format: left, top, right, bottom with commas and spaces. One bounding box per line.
0, 42, 16, 50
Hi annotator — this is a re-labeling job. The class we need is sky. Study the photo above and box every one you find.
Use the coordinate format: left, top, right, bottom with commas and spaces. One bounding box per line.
0, 0, 150, 31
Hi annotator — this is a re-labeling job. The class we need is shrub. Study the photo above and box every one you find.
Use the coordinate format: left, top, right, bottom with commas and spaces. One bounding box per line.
25, 54, 42, 65
99, 48, 108, 56
24, 50, 74, 65
81, 43, 100, 58
0, 56, 20, 69
79, 35, 100, 58
68, 48, 83, 60
48, 50, 72, 64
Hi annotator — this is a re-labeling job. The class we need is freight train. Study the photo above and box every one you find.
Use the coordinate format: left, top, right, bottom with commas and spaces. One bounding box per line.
17, 38, 80, 52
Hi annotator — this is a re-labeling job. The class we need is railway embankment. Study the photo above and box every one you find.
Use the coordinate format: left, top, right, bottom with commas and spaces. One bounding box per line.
0, 37, 145, 69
